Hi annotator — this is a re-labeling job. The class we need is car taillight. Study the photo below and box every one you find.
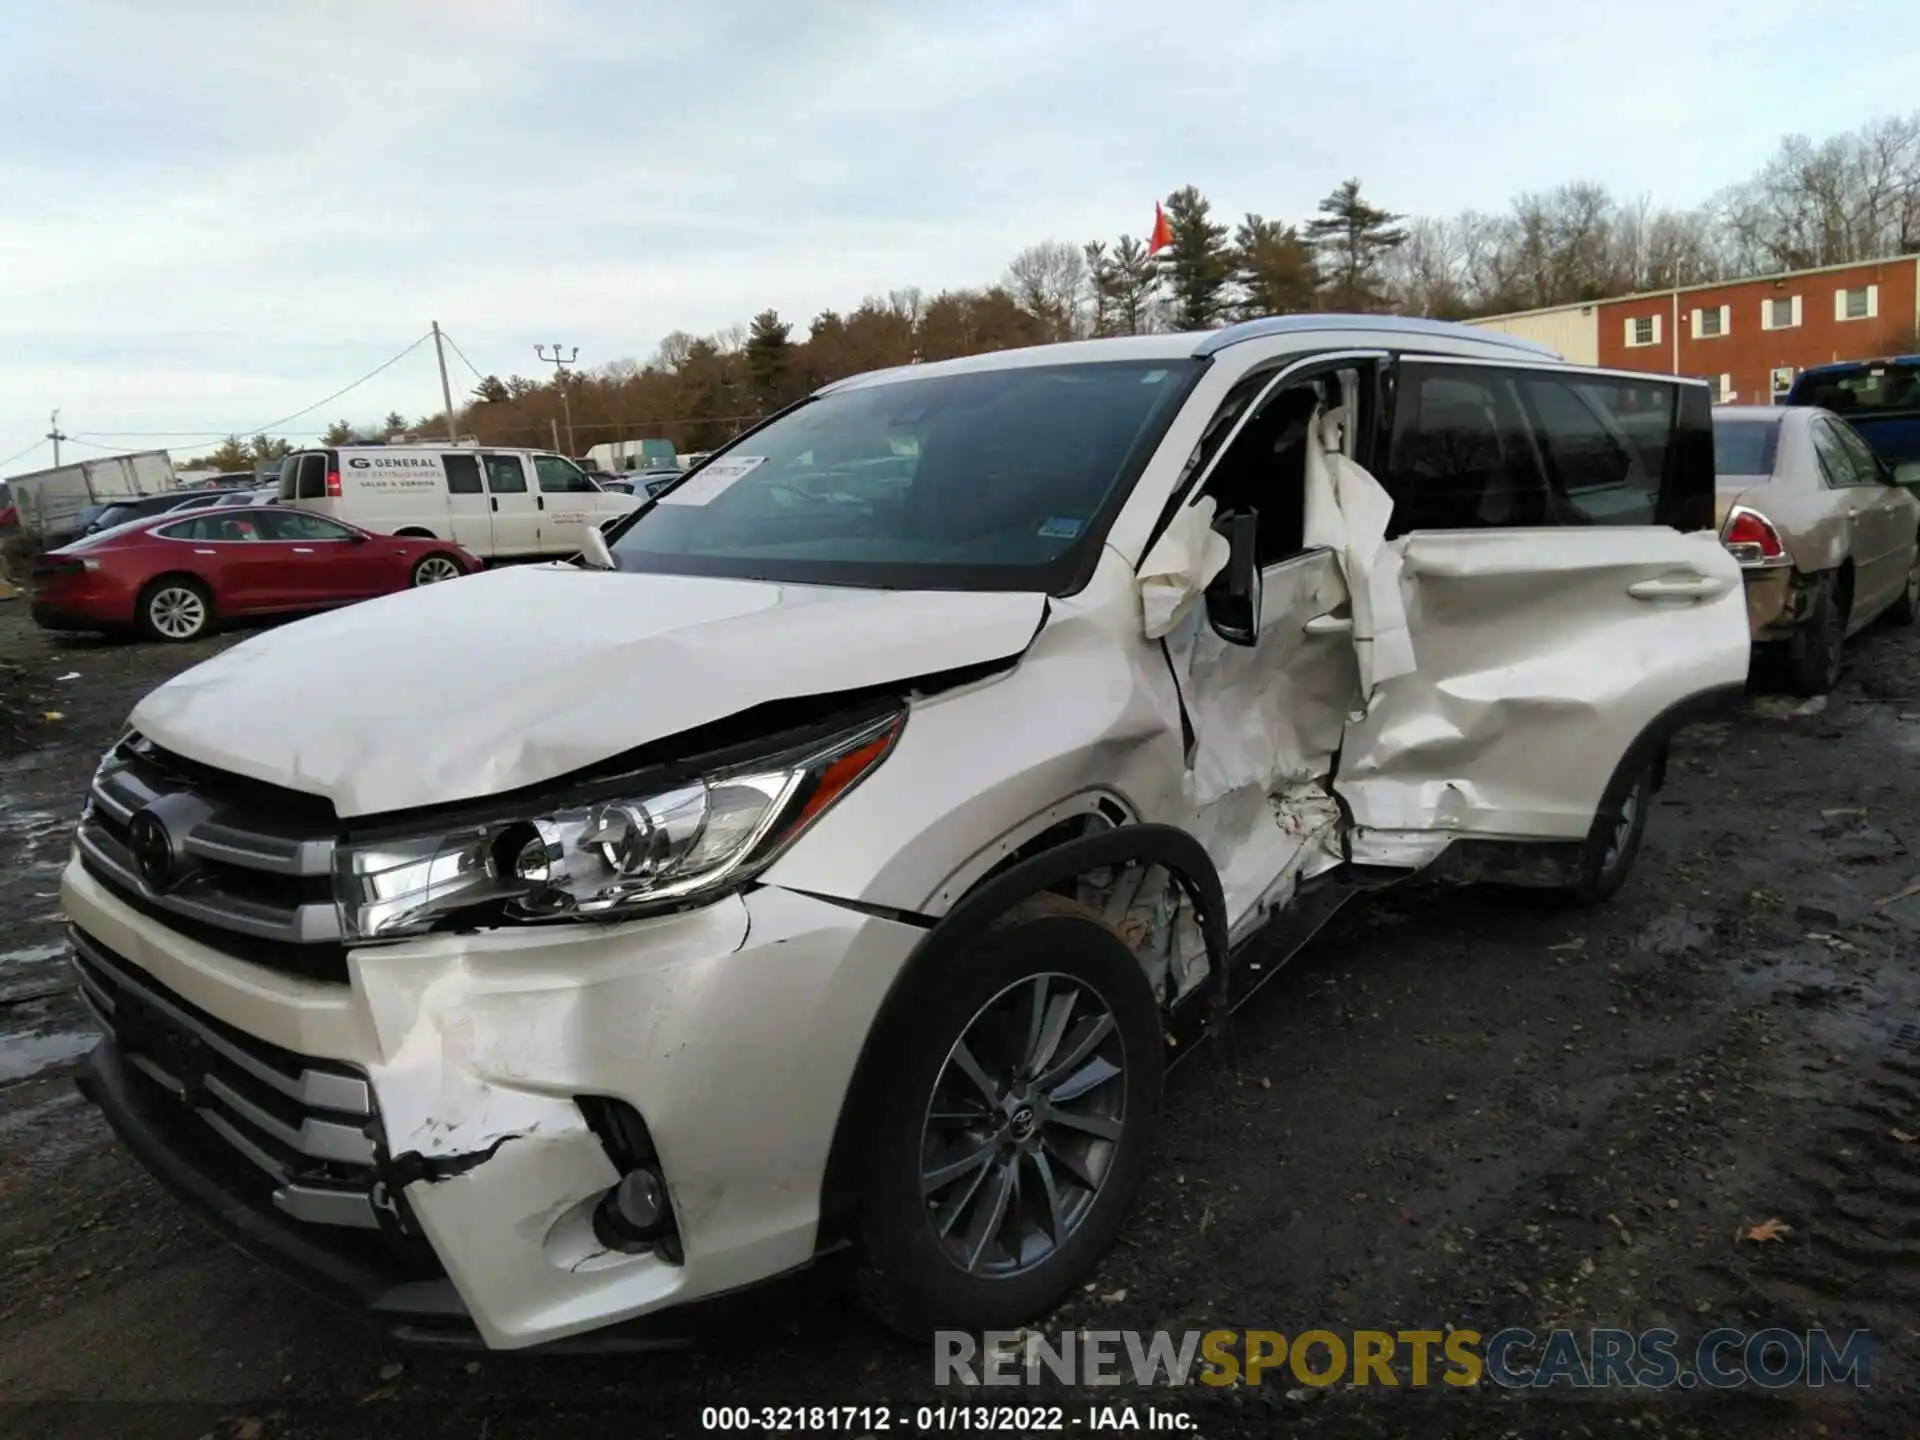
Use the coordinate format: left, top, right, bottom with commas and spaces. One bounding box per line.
1722, 508, 1785, 565
325, 469, 342, 497
32, 556, 95, 578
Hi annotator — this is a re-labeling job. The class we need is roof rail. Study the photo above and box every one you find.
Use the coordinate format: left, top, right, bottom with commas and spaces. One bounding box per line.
1192, 313, 1559, 359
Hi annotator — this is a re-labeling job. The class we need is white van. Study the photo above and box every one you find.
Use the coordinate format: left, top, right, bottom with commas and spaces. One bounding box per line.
277, 445, 637, 560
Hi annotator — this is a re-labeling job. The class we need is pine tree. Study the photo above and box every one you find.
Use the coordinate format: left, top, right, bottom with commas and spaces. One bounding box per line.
1234, 214, 1319, 318
1306, 179, 1407, 312
1157, 186, 1234, 330
744, 309, 794, 412
1109, 236, 1160, 335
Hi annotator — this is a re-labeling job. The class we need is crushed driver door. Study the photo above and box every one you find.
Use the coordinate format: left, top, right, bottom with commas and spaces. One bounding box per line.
1335, 357, 1750, 867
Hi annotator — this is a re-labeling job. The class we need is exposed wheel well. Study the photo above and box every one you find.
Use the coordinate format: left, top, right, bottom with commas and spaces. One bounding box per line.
138, 571, 211, 605
1835, 557, 1855, 610
393, 526, 437, 539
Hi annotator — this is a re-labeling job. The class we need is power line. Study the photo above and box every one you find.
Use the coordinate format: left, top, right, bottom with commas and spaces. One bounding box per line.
243, 332, 433, 435
0, 437, 47, 470
438, 330, 487, 383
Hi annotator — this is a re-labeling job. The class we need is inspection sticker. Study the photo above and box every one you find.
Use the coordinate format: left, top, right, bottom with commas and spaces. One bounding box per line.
1037, 516, 1083, 539
658, 455, 765, 506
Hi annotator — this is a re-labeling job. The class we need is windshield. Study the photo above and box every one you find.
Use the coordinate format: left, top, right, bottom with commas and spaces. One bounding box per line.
606, 359, 1200, 591
1791, 364, 1920, 416
1713, 418, 1781, 479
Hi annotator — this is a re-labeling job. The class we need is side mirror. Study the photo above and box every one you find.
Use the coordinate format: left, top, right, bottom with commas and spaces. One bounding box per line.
1204, 510, 1262, 647
345, 531, 368, 544
1893, 460, 1920, 489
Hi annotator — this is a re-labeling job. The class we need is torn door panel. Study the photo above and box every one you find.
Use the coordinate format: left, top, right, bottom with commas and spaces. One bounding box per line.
1303, 406, 1416, 696
1338, 527, 1749, 860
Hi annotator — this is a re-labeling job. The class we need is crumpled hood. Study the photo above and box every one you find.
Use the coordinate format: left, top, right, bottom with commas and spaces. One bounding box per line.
130, 564, 1046, 817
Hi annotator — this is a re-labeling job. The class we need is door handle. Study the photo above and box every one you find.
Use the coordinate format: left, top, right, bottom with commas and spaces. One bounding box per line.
292, 547, 314, 554
1628, 575, 1728, 600
1304, 612, 1354, 635
491, 496, 499, 512
537, 496, 545, 511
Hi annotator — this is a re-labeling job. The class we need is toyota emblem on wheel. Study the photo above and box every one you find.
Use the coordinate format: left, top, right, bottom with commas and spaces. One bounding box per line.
127, 809, 174, 891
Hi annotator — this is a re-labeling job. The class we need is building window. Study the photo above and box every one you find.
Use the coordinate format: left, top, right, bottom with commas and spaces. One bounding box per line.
1693, 374, 1732, 403
1624, 314, 1661, 348
1761, 295, 1802, 331
1835, 284, 1879, 321
1692, 305, 1731, 339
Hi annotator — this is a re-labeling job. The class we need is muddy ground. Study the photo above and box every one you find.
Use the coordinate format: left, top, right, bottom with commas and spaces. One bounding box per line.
2, 594, 1919, 1440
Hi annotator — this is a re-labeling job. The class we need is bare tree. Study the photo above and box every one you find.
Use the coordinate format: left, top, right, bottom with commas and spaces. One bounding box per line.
1717, 114, 1920, 270
651, 330, 699, 372
1381, 215, 1470, 317
1004, 241, 1089, 341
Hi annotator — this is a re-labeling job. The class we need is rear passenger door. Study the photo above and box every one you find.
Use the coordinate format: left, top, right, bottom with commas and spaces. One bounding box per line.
1336, 359, 1750, 864
481, 454, 540, 556
442, 452, 494, 557
1817, 418, 1905, 618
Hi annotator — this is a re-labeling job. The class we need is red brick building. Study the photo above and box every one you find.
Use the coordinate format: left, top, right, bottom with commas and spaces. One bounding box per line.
1469, 255, 1920, 403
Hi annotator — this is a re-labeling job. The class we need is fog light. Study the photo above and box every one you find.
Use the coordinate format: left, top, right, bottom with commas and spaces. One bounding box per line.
613, 1166, 666, 1233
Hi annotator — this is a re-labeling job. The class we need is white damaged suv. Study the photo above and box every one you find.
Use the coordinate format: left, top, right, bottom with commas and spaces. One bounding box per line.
66, 317, 1749, 1349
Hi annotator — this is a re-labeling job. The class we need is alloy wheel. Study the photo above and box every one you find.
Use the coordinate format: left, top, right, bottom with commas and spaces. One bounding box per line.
149, 587, 206, 639
919, 971, 1127, 1279
414, 555, 461, 585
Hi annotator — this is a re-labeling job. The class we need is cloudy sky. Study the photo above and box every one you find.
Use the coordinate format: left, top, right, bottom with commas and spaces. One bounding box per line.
0, 0, 1909, 477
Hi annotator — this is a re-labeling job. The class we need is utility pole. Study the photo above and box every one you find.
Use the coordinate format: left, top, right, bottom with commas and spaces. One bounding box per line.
535, 343, 580, 456
431, 322, 459, 444
46, 409, 66, 467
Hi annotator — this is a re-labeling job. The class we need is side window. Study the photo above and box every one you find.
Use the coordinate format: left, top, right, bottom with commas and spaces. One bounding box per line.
1518, 374, 1665, 525
1810, 422, 1864, 488
1381, 366, 1553, 533
534, 454, 594, 493
444, 453, 483, 494
296, 454, 327, 500
1185, 368, 1365, 569
258, 510, 353, 541
157, 513, 260, 542
483, 454, 528, 493
1829, 422, 1886, 485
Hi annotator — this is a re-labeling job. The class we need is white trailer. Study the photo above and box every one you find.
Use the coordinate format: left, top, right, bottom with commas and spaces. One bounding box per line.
9, 450, 176, 546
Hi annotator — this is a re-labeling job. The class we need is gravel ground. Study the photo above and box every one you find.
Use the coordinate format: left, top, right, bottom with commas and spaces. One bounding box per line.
2, 594, 1919, 1439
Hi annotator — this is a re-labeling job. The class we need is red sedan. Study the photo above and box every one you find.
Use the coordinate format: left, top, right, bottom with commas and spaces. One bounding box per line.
30, 507, 478, 642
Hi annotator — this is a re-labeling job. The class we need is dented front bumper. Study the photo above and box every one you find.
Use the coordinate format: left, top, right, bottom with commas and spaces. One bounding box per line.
61, 856, 923, 1349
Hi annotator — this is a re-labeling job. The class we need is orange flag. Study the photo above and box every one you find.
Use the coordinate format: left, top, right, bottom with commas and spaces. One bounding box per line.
1147, 201, 1173, 256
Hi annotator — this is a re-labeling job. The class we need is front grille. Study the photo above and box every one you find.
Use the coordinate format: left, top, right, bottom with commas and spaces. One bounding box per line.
77, 732, 348, 983
72, 925, 392, 1233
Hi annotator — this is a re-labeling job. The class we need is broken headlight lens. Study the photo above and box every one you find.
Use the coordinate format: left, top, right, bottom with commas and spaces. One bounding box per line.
332, 711, 903, 943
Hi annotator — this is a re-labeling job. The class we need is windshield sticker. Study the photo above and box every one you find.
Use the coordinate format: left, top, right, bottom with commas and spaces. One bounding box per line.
658, 455, 766, 506
1037, 516, 1083, 539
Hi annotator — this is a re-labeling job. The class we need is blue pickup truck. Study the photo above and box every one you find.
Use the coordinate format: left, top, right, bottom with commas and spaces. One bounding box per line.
1785, 357, 1920, 494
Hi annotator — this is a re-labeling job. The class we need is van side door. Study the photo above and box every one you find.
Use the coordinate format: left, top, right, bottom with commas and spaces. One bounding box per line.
480, 453, 540, 556
1336, 360, 1749, 867
442, 452, 495, 557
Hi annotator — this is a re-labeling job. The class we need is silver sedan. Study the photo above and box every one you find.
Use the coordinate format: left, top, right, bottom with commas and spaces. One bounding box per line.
1714, 405, 1920, 695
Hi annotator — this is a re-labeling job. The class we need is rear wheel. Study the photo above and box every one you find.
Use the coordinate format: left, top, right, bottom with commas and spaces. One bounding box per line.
1889, 539, 1919, 626
1787, 574, 1848, 696
137, 577, 213, 643
1566, 761, 1652, 907
410, 553, 463, 587
853, 895, 1163, 1338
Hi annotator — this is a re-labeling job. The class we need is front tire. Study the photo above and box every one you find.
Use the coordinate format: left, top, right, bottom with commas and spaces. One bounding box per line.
410, 553, 464, 587
137, 577, 213, 643
854, 895, 1163, 1338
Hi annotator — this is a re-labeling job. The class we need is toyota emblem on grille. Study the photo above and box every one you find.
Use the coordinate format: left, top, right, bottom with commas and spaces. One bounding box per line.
127, 809, 175, 891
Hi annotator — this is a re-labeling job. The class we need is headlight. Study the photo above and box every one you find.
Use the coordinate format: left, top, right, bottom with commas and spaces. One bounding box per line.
333, 710, 903, 942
